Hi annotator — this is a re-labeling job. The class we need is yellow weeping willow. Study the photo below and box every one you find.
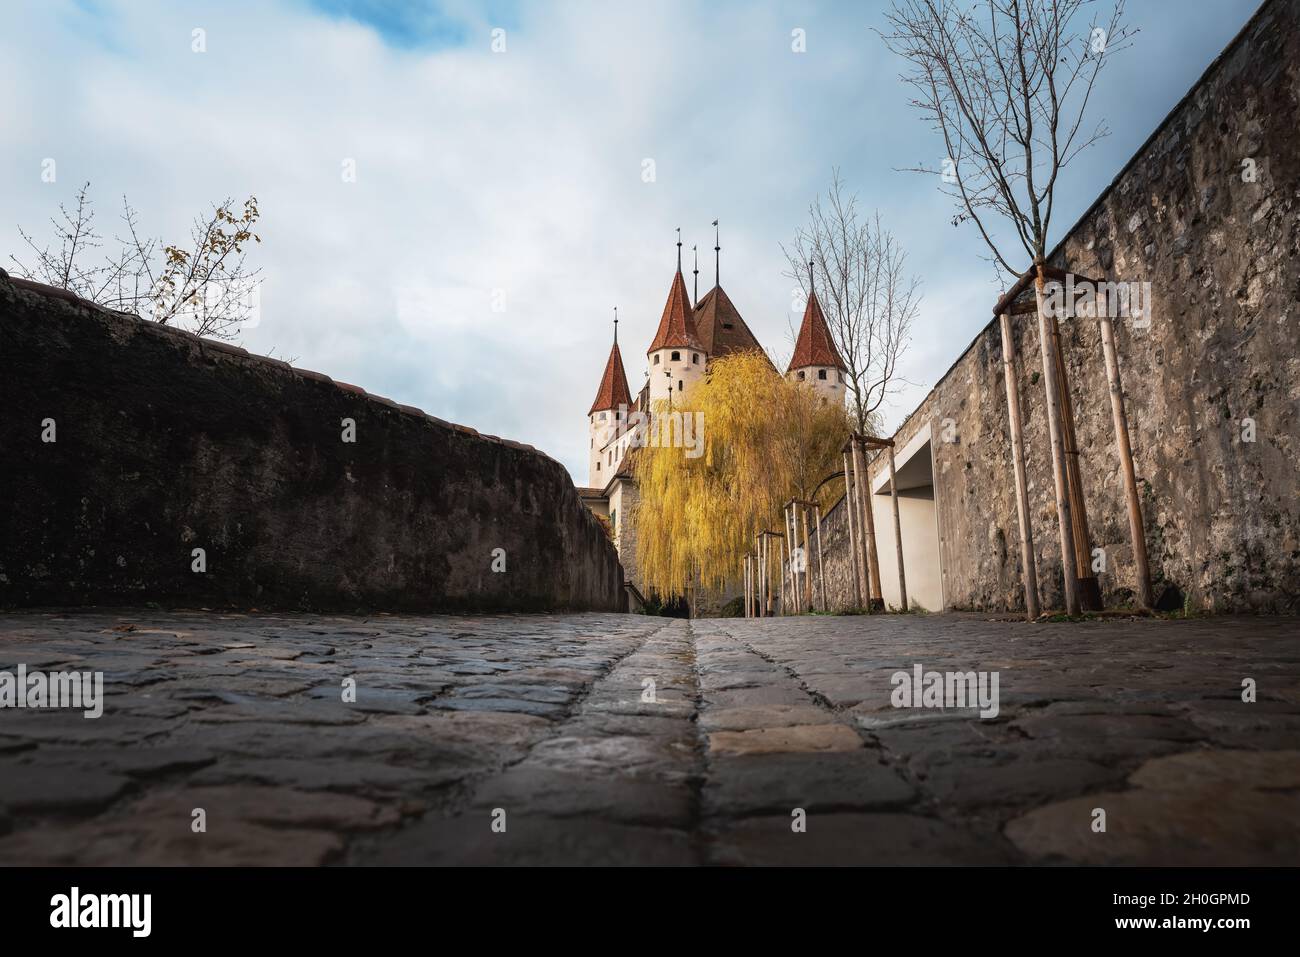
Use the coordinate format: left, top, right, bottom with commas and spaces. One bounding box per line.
633, 351, 850, 599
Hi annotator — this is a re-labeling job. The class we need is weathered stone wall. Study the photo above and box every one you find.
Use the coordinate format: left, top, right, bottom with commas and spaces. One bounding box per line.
807, 0, 1300, 614
0, 273, 625, 612
803, 495, 857, 614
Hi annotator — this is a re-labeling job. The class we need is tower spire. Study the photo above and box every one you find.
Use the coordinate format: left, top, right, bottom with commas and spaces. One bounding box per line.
676, 227, 682, 272
692, 245, 699, 305
713, 219, 720, 287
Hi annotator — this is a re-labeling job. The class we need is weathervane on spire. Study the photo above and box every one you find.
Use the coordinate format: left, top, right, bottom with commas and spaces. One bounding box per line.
676, 227, 682, 271
613, 306, 618, 344
692, 245, 699, 305
713, 219, 720, 287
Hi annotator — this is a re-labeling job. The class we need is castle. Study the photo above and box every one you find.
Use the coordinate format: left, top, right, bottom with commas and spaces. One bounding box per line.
577, 231, 847, 611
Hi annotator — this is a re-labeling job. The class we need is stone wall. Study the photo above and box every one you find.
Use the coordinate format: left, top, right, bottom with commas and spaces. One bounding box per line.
0, 273, 625, 612
802, 0, 1300, 615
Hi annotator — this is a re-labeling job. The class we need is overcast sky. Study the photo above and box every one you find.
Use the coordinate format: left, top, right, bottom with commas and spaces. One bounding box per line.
2, 0, 1260, 481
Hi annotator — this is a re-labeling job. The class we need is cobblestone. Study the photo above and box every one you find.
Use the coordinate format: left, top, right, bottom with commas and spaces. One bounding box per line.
0, 610, 1296, 865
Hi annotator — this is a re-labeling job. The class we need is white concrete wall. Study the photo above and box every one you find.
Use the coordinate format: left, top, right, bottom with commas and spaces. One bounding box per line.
870, 488, 944, 613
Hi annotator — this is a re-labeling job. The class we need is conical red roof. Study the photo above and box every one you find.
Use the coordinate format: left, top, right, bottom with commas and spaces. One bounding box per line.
647, 270, 703, 353
694, 284, 764, 360
787, 288, 846, 372
588, 339, 632, 415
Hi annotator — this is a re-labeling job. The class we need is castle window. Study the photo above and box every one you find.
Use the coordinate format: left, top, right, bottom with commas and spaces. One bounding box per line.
677, 380, 683, 391
653, 354, 660, 365
692, 353, 699, 364
671, 351, 680, 362
818, 369, 827, 380
797, 370, 806, 381
597, 462, 601, 472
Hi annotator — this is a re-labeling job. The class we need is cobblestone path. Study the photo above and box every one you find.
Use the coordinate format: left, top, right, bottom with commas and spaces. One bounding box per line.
0, 610, 1296, 865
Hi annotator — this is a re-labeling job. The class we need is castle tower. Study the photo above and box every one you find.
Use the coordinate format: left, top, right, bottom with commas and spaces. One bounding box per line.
693, 221, 770, 364
646, 263, 706, 408
588, 315, 632, 488
787, 276, 847, 404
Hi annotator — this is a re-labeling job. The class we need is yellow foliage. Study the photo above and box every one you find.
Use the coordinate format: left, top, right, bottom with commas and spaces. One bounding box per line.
633, 351, 850, 598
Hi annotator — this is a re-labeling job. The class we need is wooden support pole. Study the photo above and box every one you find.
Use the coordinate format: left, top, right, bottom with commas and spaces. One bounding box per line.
1051, 310, 1102, 610
795, 504, 806, 608
777, 531, 785, 615
887, 445, 908, 612
743, 553, 754, 621
782, 507, 790, 614
999, 311, 1041, 621
1097, 290, 1155, 610
759, 535, 769, 616
843, 451, 864, 609
852, 436, 882, 606
784, 504, 798, 615
749, 554, 755, 618
791, 505, 803, 614
814, 503, 828, 612
1033, 263, 1081, 616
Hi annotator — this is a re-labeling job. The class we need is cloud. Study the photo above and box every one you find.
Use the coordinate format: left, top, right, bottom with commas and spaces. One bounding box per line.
2, 0, 1256, 482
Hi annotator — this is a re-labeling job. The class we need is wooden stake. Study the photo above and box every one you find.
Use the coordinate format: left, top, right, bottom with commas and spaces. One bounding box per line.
778, 530, 785, 615
759, 535, 769, 616
1051, 310, 1101, 610
1033, 263, 1081, 616
784, 504, 797, 614
1000, 311, 1040, 621
743, 553, 754, 621
1097, 289, 1155, 610
748, 555, 754, 618
795, 504, 806, 608
852, 436, 882, 605
843, 452, 863, 609
814, 503, 828, 612
887, 444, 908, 612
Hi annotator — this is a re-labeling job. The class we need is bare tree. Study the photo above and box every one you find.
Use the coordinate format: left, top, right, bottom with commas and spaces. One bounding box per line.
11, 182, 262, 341
880, 0, 1136, 618
783, 171, 920, 437
880, 0, 1133, 277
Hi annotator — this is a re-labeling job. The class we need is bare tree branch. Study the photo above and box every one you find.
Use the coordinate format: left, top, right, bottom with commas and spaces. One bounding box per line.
880, 0, 1133, 277
782, 171, 920, 437
10, 184, 263, 343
